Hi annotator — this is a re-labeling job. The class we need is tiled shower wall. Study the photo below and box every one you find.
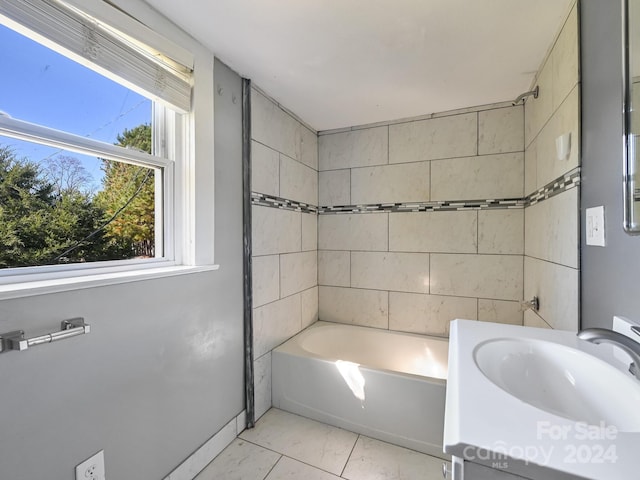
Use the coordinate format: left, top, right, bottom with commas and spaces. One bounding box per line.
523, 1, 580, 331
250, 87, 318, 420
317, 104, 526, 336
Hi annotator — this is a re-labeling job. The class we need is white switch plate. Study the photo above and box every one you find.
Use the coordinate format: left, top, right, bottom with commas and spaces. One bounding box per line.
586, 206, 606, 246
76, 450, 105, 480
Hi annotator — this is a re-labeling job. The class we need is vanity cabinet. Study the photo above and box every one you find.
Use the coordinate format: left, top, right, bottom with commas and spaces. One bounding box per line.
448, 456, 533, 480
447, 456, 583, 480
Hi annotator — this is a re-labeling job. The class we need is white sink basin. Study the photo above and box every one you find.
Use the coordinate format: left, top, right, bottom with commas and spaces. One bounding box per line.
473, 337, 640, 430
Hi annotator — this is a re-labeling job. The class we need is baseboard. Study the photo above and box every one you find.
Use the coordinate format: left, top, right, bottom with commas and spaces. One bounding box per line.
164, 410, 246, 480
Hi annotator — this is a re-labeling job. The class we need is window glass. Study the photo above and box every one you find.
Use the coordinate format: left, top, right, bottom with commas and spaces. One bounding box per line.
0, 24, 151, 142
0, 134, 160, 268
0, 23, 166, 270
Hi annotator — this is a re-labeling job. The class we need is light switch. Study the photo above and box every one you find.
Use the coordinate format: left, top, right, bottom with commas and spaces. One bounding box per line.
586, 206, 606, 246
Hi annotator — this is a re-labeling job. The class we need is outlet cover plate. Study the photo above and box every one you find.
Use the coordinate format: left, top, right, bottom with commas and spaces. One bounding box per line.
586, 206, 606, 246
76, 450, 105, 480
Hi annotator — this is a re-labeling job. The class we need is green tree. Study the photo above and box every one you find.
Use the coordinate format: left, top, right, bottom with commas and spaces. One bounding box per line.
95, 124, 156, 258
0, 146, 110, 267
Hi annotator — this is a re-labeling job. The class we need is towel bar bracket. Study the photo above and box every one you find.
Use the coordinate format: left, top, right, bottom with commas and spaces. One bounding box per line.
0, 318, 89, 354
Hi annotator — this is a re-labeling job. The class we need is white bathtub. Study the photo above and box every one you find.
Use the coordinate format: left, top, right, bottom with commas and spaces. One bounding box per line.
272, 321, 448, 458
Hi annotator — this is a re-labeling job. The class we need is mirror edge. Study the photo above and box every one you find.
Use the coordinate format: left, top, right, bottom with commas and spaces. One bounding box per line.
623, 0, 640, 233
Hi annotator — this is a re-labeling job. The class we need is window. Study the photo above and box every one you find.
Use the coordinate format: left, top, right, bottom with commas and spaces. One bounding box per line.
0, 0, 200, 287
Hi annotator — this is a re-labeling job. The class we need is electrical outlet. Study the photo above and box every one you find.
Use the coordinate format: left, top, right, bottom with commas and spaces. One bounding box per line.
586, 206, 606, 246
76, 450, 105, 480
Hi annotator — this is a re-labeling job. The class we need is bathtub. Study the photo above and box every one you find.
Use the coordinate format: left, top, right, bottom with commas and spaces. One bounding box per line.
272, 321, 448, 458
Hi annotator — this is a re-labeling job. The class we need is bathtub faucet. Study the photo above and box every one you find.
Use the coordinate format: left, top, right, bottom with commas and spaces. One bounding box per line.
519, 296, 539, 312
577, 328, 640, 379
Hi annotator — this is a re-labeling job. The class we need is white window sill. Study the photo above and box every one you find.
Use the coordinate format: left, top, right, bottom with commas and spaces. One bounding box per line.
0, 264, 220, 301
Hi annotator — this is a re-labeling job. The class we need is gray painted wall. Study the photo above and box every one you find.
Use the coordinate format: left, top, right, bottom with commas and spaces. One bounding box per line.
0, 61, 244, 478
581, 0, 640, 328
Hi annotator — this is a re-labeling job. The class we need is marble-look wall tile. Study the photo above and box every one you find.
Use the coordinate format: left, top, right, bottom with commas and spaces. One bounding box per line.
301, 213, 317, 252
524, 310, 552, 329
301, 286, 319, 328
252, 255, 280, 308
389, 292, 477, 336
389, 113, 477, 163
280, 155, 318, 206
478, 210, 524, 255
552, 5, 579, 111
478, 106, 524, 155
524, 256, 578, 331
319, 126, 388, 170
318, 250, 350, 287
254, 353, 272, 420
535, 85, 580, 187
280, 251, 317, 298
251, 88, 300, 160
319, 286, 388, 328
478, 299, 523, 325
351, 252, 430, 294
525, 188, 578, 268
351, 162, 430, 204
524, 139, 537, 196
431, 153, 524, 200
318, 213, 388, 251
251, 141, 279, 196
253, 294, 302, 358
300, 125, 319, 170
319, 170, 350, 206
430, 254, 523, 301
525, 59, 554, 147
389, 211, 477, 254
252, 206, 301, 256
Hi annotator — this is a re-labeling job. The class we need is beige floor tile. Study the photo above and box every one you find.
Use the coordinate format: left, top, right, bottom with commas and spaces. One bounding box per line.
265, 456, 342, 480
342, 436, 448, 480
195, 438, 280, 480
240, 409, 358, 476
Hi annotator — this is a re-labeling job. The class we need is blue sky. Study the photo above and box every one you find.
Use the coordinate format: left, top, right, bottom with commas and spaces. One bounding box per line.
0, 23, 151, 189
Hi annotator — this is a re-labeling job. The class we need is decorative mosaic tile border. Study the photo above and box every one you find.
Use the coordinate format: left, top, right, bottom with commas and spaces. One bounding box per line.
251, 192, 318, 214
525, 167, 581, 207
250, 167, 581, 215
318, 198, 525, 214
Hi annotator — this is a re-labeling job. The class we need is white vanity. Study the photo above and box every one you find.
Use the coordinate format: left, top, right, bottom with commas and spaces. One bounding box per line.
443, 318, 640, 479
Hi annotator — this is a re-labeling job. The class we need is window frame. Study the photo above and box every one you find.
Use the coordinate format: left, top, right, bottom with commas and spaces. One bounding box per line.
0, 0, 218, 300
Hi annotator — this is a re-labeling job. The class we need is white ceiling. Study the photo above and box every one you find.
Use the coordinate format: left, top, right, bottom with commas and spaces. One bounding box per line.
144, 0, 573, 131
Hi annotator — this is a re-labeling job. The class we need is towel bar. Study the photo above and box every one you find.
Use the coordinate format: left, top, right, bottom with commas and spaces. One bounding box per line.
0, 318, 90, 353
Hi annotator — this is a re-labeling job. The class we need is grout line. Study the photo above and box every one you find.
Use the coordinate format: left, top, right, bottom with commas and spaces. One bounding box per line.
387, 212, 390, 253
387, 125, 390, 165
340, 434, 361, 478
261, 455, 283, 480
476, 210, 479, 254
318, 284, 521, 302
428, 252, 431, 295
523, 254, 579, 270
349, 168, 352, 205
428, 160, 432, 202
318, 99, 515, 136
386, 290, 390, 330
349, 251, 352, 288
476, 111, 480, 156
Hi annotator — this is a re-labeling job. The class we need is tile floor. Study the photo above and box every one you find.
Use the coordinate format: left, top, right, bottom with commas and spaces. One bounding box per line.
195, 409, 449, 480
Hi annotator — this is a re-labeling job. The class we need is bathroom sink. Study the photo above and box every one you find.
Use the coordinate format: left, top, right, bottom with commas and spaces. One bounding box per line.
473, 338, 640, 430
